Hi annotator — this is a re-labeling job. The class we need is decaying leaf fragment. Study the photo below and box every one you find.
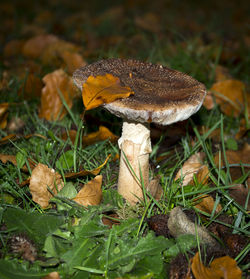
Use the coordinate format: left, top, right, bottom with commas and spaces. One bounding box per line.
29, 163, 64, 208
0, 102, 9, 129
73, 175, 102, 206
210, 79, 248, 116
175, 153, 209, 186
39, 69, 78, 121
82, 73, 134, 110
191, 252, 242, 279
194, 195, 222, 214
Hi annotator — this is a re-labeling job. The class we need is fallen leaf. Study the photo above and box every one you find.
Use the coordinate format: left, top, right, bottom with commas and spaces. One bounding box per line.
18, 73, 43, 99
60, 50, 86, 74
214, 65, 232, 82
0, 102, 9, 129
82, 73, 134, 110
0, 133, 47, 146
228, 184, 250, 210
41, 40, 85, 74
29, 163, 64, 208
22, 34, 59, 59
210, 79, 248, 116
175, 153, 209, 186
0, 134, 16, 145
0, 153, 36, 172
64, 154, 111, 179
191, 252, 242, 279
73, 175, 102, 206
42, 272, 60, 279
214, 143, 250, 181
102, 213, 120, 228
203, 91, 215, 110
3, 39, 25, 57
82, 126, 118, 146
39, 69, 78, 121
194, 195, 222, 214
60, 130, 77, 144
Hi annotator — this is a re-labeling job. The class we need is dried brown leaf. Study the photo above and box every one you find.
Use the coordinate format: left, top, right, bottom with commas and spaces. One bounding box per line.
210, 79, 247, 116
18, 73, 43, 99
191, 252, 242, 279
39, 69, 78, 121
194, 195, 222, 214
3, 39, 25, 57
64, 154, 111, 179
73, 175, 102, 206
0, 102, 9, 129
22, 34, 59, 59
175, 153, 209, 186
29, 163, 64, 208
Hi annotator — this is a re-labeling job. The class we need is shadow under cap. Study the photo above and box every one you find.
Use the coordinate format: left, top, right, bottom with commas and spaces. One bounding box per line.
73, 58, 206, 125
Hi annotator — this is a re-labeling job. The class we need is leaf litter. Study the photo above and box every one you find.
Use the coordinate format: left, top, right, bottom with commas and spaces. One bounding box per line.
0, 0, 249, 278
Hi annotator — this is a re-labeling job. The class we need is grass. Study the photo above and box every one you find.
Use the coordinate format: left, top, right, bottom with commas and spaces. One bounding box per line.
0, 0, 249, 277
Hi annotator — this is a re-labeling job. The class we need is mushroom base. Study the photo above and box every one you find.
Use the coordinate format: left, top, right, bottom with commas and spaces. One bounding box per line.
118, 121, 151, 204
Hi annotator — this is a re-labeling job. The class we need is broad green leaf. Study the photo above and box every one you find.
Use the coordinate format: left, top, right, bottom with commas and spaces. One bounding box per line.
101, 231, 170, 271
57, 182, 77, 199
56, 150, 74, 169
61, 238, 96, 268
164, 234, 197, 259
16, 149, 27, 169
0, 260, 51, 279
3, 207, 65, 245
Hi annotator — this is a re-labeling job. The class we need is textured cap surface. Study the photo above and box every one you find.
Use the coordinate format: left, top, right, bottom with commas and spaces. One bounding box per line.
73, 58, 206, 125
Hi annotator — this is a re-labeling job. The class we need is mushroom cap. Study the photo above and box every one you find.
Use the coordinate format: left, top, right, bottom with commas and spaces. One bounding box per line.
73, 58, 206, 125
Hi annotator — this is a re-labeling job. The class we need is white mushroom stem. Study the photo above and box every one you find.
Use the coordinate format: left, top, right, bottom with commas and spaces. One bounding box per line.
118, 121, 152, 204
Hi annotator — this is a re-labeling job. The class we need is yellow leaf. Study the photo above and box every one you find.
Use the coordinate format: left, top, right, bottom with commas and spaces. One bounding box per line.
29, 163, 64, 208
82, 126, 118, 146
73, 175, 102, 206
191, 252, 242, 279
82, 73, 134, 110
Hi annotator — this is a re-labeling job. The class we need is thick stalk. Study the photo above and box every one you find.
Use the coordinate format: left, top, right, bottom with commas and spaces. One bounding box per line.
117, 121, 151, 204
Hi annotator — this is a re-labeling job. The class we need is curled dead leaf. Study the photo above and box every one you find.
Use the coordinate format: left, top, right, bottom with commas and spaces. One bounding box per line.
82, 126, 118, 146
175, 153, 209, 186
0, 102, 9, 129
82, 73, 134, 110
194, 195, 222, 214
73, 175, 102, 206
29, 163, 64, 208
191, 252, 242, 279
39, 69, 78, 121
64, 154, 111, 179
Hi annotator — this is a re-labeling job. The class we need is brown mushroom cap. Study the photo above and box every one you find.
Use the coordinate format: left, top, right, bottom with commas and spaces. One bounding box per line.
73, 58, 206, 125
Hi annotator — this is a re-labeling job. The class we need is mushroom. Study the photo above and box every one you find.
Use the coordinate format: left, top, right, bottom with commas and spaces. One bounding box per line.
73, 58, 206, 204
